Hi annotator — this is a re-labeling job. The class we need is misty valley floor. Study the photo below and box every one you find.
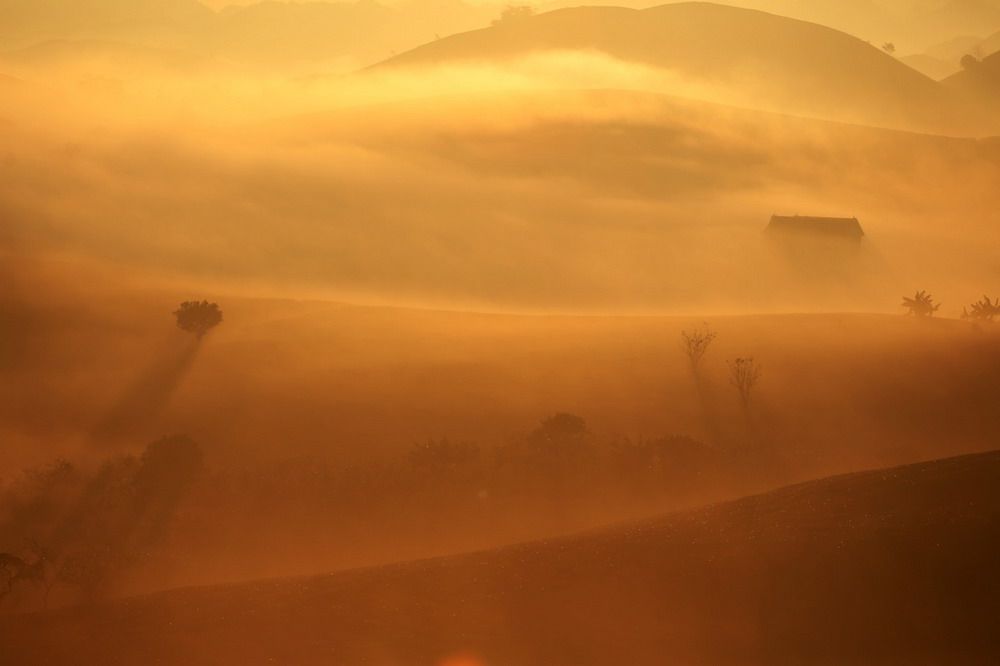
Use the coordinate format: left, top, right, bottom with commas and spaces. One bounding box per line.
4, 451, 1000, 665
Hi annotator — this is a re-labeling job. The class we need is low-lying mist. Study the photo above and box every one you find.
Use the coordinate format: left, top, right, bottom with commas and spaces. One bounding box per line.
3, 42, 1000, 611
1, 53, 998, 315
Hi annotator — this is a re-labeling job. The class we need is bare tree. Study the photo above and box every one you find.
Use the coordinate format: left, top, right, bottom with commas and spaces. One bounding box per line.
962, 296, 1000, 322
902, 290, 940, 317
174, 301, 223, 338
728, 357, 761, 408
682, 324, 717, 373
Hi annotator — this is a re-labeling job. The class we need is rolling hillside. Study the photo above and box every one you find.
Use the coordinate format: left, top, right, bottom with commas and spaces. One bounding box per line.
4, 451, 1000, 665
374, 2, 957, 131
944, 49, 1000, 105
901, 30, 1000, 80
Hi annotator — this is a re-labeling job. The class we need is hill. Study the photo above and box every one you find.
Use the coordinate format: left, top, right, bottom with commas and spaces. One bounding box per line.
901, 52, 962, 79
944, 49, 1000, 103
4, 450, 1000, 664
373, 2, 957, 131
693, 0, 1000, 52
901, 30, 1000, 80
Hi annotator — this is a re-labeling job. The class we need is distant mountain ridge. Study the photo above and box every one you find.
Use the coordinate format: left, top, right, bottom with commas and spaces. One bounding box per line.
374, 2, 962, 132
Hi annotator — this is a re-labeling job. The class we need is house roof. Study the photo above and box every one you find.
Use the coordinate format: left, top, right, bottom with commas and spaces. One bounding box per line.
766, 215, 864, 238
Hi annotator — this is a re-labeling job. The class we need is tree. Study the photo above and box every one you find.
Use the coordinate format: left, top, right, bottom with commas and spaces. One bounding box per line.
681, 324, 717, 372
0, 552, 26, 598
962, 295, 1000, 322
901, 290, 940, 317
173, 301, 223, 338
492, 5, 534, 26
528, 413, 588, 457
727, 357, 761, 408
960, 54, 980, 71
882, 42, 896, 55
0, 540, 53, 607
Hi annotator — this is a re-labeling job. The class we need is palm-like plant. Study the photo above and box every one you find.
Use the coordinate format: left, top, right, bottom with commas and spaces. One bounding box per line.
962, 296, 1000, 322
902, 291, 940, 317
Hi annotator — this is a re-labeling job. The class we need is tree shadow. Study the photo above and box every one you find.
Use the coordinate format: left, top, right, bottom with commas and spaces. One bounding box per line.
89, 337, 201, 446
692, 370, 724, 447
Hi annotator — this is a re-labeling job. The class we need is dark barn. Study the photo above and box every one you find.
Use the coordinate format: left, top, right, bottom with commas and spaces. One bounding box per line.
765, 215, 865, 242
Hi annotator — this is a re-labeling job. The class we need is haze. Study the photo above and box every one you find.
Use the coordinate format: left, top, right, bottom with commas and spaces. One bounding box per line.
2, 2, 1000, 665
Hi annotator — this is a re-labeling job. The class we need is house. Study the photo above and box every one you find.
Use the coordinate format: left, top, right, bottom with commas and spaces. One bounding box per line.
765, 215, 864, 242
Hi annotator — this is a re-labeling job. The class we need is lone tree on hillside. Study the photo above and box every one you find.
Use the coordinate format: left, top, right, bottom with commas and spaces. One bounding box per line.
681, 324, 717, 373
174, 301, 223, 338
962, 295, 1000, 322
902, 291, 940, 317
960, 54, 981, 71
492, 5, 534, 26
728, 357, 761, 408
882, 42, 896, 55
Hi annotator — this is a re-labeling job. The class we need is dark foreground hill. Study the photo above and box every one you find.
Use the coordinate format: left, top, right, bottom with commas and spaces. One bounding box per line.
4, 451, 1000, 665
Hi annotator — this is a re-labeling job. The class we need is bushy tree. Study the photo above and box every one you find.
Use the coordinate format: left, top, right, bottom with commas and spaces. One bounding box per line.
173, 301, 223, 338
960, 54, 980, 71
492, 5, 534, 26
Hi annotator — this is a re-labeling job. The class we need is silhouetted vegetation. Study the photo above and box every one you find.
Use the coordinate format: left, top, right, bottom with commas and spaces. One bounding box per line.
492, 5, 535, 27
902, 290, 940, 317
728, 357, 761, 408
0, 540, 52, 606
962, 295, 1000, 322
681, 324, 716, 373
174, 301, 223, 338
0, 419, 756, 608
0, 436, 203, 608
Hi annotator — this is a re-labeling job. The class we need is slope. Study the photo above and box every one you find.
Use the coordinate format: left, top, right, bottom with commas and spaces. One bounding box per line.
4, 450, 1000, 665
944, 48, 1000, 104
374, 2, 956, 131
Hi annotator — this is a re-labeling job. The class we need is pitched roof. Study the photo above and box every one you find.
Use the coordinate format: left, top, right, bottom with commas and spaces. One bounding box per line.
766, 215, 864, 239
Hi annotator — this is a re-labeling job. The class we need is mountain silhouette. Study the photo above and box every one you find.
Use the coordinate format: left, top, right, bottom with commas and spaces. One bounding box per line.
374, 2, 960, 131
